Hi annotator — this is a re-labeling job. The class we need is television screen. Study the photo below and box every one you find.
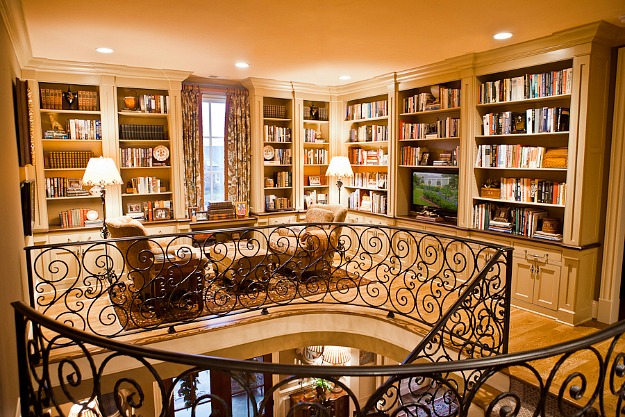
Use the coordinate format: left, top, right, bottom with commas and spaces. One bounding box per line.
412, 171, 459, 216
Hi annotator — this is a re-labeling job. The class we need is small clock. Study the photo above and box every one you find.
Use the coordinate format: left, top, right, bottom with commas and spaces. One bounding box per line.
153, 145, 170, 164
263, 145, 275, 161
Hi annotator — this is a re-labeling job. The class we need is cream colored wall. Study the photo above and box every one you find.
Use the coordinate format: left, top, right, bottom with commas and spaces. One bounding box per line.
0, 13, 29, 417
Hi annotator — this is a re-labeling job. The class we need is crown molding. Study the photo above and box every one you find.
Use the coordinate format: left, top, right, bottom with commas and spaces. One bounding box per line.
0, 0, 32, 69
22, 57, 191, 81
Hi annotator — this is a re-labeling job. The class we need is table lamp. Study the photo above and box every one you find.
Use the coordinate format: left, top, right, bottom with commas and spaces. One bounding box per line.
82, 157, 123, 238
326, 156, 353, 204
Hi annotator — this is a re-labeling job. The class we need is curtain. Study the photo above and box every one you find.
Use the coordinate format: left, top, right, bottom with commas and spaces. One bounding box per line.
225, 89, 251, 204
181, 85, 203, 211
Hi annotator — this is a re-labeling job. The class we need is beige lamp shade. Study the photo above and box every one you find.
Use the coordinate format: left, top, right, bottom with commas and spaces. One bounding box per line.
82, 157, 123, 187
322, 345, 351, 365
326, 156, 353, 178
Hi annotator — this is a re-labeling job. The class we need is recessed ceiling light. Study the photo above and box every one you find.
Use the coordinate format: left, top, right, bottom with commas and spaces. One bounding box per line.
235, 62, 250, 68
493, 32, 513, 40
96, 47, 114, 54
339, 75, 351, 80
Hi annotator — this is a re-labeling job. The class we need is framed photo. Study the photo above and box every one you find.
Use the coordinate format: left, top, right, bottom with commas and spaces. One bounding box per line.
188, 206, 198, 222
195, 211, 208, 221
153, 207, 171, 221
236, 201, 248, 218
308, 176, 321, 186
67, 178, 83, 191
420, 152, 430, 166
127, 203, 142, 213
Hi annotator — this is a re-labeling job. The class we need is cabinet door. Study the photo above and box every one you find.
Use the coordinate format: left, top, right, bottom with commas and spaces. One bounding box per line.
511, 258, 535, 304
532, 263, 560, 311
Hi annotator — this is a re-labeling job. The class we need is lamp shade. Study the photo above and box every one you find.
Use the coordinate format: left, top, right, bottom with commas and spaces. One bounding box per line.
326, 156, 353, 178
322, 346, 351, 365
82, 157, 123, 187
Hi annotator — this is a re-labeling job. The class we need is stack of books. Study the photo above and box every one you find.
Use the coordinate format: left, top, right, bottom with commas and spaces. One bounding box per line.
206, 201, 235, 220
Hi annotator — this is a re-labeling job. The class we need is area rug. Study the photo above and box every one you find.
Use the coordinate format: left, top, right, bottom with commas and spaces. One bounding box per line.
109, 267, 369, 330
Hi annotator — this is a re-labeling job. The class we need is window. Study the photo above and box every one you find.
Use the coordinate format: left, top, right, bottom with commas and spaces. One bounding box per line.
202, 96, 226, 203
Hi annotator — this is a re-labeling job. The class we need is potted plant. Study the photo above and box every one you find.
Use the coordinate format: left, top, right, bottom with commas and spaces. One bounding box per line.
312, 378, 331, 404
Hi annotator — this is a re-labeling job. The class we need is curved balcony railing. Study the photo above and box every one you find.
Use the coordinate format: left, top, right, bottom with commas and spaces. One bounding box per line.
13, 300, 625, 417
22, 223, 513, 416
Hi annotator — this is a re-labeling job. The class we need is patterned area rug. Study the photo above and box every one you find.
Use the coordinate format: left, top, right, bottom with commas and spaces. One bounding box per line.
110, 267, 368, 330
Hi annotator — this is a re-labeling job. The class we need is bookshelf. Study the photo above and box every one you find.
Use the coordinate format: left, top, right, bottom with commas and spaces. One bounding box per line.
471, 61, 573, 243
38, 82, 103, 229
396, 81, 462, 224
117, 87, 173, 222
263, 97, 294, 211
344, 94, 389, 215
302, 100, 330, 208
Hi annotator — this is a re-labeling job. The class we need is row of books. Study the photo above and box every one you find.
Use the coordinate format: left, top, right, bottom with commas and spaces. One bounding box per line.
304, 190, 327, 208
349, 148, 388, 166
46, 151, 94, 169
432, 148, 458, 166
270, 171, 292, 187
119, 124, 167, 140
126, 94, 169, 114
303, 105, 329, 121
58, 208, 94, 229
400, 146, 428, 166
265, 195, 291, 211
45, 177, 89, 198
263, 104, 287, 119
264, 125, 291, 142
303, 128, 324, 143
348, 189, 387, 214
473, 203, 559, 240
400, 117, 460, 140
49, 119, 102, 140
41, 89, 99, 111
304, 148, 328, 165
475, 145, 553, 169
126, 177, 167, 194
266, 148, 292, 165
478, 68, 573, 104
348, 125, 388, 142
402, 87, 461, 113
345, 100, 388, 120
120, 147, 168, 168
482, 107, 570, 136
491, 177, 567, 205
347, 172, 387, 189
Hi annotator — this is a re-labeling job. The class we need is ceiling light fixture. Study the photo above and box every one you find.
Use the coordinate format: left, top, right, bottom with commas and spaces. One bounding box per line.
493, 32, 513, 40
96, 47, 114, 54
339, 75, 351, 81
235, 62, 250, 68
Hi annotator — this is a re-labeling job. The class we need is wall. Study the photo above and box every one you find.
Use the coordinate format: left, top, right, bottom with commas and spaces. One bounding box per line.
0, 13, 28, 417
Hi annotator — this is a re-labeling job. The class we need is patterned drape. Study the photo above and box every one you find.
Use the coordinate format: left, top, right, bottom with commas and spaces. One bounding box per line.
181, 85, 204, 211
225, 89, 251, 203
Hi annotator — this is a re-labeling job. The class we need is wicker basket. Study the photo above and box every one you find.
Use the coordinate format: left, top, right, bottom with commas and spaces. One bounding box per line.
480, 187, 500, 198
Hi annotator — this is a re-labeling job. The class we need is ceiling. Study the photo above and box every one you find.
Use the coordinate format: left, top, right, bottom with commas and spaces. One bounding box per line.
16, 0, 625, 86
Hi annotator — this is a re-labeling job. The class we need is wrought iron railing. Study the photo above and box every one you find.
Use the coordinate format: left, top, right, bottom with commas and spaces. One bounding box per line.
13, 300, 625, 417
22, 223, 513, 416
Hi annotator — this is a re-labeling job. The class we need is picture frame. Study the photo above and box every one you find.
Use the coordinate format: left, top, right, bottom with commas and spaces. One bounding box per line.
235, 201, 248, 218
420, 152, 430, 166
153, 207, 171, 221
308, 176, 321, 186
188, 206, 198, 222
127, 203, 142, 213
195, 211, 208, 221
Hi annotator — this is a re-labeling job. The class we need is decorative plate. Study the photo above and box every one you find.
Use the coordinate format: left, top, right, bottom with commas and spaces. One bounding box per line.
263, 145, 275, 161
153, 145, 170, 162
86, 210, 99, 221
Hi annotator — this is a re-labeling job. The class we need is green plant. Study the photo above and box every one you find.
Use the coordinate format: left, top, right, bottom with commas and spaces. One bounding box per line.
312, 378, 331, 390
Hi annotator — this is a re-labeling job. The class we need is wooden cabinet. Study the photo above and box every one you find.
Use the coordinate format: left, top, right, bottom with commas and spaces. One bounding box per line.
289, 388, 349, 417
302, 100, 330, 208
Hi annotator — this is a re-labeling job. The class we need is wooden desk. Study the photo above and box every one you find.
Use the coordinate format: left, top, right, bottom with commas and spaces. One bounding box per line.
189, 216, 257, 231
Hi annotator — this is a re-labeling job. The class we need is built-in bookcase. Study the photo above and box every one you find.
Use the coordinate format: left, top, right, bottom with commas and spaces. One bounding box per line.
344, 94, 389, 215
471, 60, 573, 242
117, 87, 173, 222
38, 82, 103, 229
302, 100, 330, 208
263, 97, 294, 211
395, 81, 462, 223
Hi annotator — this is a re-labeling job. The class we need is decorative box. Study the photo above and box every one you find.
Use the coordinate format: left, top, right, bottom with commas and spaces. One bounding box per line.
480, 187, 500, 199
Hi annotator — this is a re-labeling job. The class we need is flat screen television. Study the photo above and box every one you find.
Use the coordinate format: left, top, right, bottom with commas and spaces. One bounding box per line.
412, 171, 459, 219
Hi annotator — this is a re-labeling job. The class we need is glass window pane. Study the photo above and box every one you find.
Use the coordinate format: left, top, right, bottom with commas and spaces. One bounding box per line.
202, 97, 226, 203
211, 102, 225, 137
